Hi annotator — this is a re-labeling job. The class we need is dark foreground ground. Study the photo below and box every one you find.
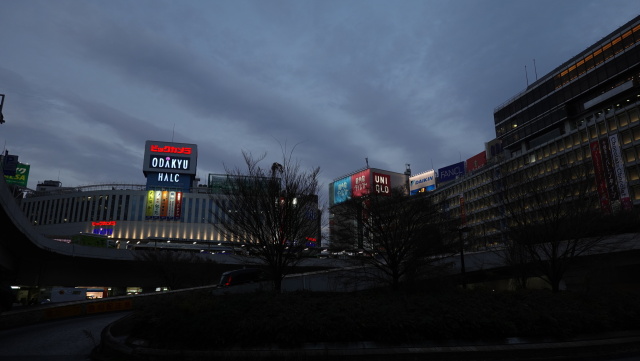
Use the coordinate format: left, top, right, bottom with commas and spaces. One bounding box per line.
126, 286, 640, 351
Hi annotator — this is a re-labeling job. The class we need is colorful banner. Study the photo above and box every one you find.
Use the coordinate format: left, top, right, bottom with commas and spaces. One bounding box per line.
167, 191, 176, 218
410, 170, 435, 195
153, 190, 162, 218
373, 172, 391, 195
351, 169, 370, 197
160, 190, 169, 218
145, 191, 155, 217
590, 141, 612, 214
599, 138, 619, 202
4, 163, 30, 187
608, 134, 633, 210
333, 177, 351, 204
438, 161, 465, 183
175, 192, 183, 219
145, 190, 183, 220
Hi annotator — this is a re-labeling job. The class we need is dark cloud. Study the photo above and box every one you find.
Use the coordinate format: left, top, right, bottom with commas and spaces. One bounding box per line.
0, 0, 639, 191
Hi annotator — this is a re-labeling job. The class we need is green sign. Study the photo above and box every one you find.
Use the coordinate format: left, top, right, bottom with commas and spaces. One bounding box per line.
4, 163, 30, 187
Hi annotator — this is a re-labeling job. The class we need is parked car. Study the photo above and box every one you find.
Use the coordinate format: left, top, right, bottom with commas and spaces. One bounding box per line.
218, 268, 265, 287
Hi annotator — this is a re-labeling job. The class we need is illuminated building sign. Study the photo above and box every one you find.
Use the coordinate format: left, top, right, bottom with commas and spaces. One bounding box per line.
351, 169, 370, 197
92, 221, 116, 226
438, 162, 465, 183
145, 190, 183, 220
92, 221, 115, 236
149, 156, 190, 171
143, 140, 197, 177
333, 177, 351, 205
149, 144, 192, 154
144, 140, 197, 192
410, 170, 436, 195
373, 172, 390, 195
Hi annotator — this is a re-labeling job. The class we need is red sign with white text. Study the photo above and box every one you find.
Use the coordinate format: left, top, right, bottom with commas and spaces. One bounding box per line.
351, 169, 371, 197
373, 173, 391, 195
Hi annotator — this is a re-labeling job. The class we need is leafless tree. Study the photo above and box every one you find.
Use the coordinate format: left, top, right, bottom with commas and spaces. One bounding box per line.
133, 250, 220, 289
498, 161, 638, 292
211, 148, 322, 292
332, 187, 453, 290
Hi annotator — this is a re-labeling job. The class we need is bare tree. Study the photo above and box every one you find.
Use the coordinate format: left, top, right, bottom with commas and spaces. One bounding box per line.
133, 250, 221, 289
498, 161, 637, 292
332, 187, 452, 290
211, 148, 321, 292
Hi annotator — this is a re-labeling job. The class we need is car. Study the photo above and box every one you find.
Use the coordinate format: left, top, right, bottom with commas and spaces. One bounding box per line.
218, 268, 265, 287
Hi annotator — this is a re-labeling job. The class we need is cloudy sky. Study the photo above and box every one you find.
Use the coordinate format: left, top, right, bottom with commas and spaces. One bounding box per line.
1, 1, 639, 196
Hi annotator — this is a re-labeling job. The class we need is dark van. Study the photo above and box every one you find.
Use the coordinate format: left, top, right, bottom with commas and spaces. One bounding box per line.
218, 268, 265, 287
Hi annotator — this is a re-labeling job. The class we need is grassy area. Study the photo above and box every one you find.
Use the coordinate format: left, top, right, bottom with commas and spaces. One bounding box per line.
129, 287, 640, 350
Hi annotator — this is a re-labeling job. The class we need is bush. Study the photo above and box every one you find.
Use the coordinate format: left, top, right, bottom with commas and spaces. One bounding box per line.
129, 288, 640, 350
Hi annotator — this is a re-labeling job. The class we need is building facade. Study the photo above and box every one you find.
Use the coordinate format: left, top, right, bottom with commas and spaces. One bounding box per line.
329, 16, 640, 250
429, 15, 640, 248
17, 140, 321, 251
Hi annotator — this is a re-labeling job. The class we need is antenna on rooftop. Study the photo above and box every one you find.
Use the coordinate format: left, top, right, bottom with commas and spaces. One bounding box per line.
365, 158, 369, 168
525, 65, 529, 87
171, 123, 176, 142
533, 59, 538, 81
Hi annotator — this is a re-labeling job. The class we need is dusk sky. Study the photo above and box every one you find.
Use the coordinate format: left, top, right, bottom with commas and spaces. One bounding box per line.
1, 1, 639, 200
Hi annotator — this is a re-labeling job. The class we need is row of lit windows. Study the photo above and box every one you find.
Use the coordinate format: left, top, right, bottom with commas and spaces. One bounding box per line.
497, 67, 640, 146
21, 193, 229, 227
557, 23, 640, 87
435, 106, 640, 232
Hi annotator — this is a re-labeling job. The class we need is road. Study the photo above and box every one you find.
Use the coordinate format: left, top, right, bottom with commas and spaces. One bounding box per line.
0, 311, 130, 361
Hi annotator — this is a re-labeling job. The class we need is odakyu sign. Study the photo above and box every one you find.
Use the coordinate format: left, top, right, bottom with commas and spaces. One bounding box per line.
438, 161, 465, 183
148, 156, 190, 171
143, 140, 198, 176
410, 170, 436, 195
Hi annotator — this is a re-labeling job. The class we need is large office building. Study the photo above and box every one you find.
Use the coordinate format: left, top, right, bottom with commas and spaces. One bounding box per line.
446, 15, 640, 246
329, 15, 640, 249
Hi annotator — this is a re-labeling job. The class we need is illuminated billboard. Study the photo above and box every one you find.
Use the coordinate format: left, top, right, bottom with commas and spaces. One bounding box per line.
145, 190, 183, 220
333, 176, 351, 204
466, 151, 487, 172
373, 172, 391, 195
351, 169, 370, 197
143, 140, 198, 176
331, 168, 406, 205
410, 170, 435, 195
438, 162, 465, 183
4, 162, 30, 187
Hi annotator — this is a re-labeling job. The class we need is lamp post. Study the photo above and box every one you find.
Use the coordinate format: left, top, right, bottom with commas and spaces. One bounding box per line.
459, 226, 469, 289
0, 94, 6, 124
